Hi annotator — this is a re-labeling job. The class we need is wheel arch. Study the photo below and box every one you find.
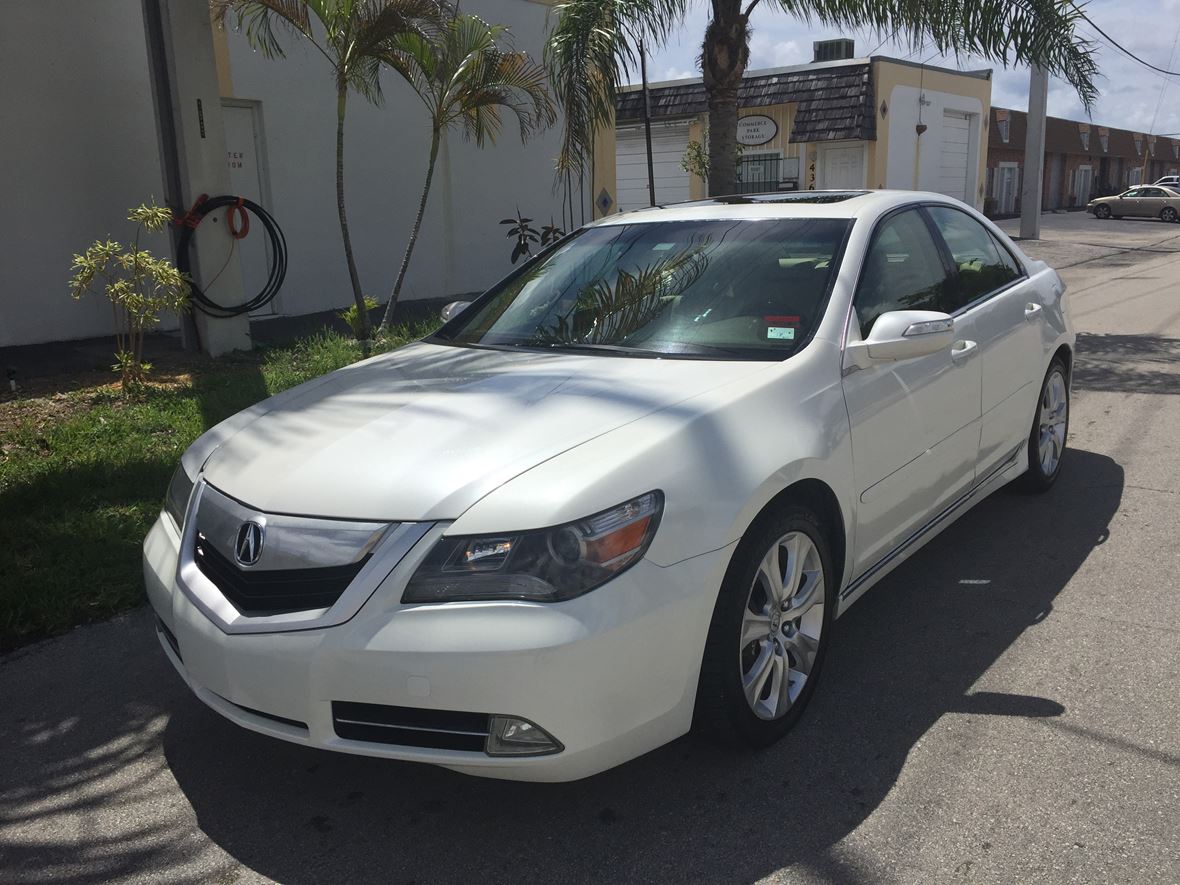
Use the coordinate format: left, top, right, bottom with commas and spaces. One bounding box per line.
740, 478, 848, 595
1052, 342, 1073, 382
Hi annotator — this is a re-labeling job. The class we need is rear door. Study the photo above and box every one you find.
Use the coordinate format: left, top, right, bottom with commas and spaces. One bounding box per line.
925, 205, 1040, 478
842, 208, 982, 577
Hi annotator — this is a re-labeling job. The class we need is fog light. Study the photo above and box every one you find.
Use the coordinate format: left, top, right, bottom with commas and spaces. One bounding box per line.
485, 715, 563, 756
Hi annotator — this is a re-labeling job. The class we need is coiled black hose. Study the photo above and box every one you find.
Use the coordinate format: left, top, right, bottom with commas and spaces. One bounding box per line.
175, 194, 287, 317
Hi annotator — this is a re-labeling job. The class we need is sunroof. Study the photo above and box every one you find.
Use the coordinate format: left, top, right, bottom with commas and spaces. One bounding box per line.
681, 191, 870, 206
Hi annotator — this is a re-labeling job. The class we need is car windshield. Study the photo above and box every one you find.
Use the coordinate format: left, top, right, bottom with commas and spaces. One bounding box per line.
433, 218, 853, 360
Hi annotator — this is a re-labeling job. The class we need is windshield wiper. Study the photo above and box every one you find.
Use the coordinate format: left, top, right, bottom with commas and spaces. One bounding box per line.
539, 342, 667, 357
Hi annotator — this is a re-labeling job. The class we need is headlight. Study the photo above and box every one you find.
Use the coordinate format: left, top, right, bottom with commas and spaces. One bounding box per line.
402, 491, 663, 604
163, 464, 195, 530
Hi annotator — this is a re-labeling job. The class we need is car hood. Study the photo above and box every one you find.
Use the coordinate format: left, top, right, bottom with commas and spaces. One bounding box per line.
198, 342, 771, 521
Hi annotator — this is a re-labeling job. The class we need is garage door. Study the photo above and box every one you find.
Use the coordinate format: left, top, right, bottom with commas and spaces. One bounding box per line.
938, 111, 971, 203
615, 123, 691, 212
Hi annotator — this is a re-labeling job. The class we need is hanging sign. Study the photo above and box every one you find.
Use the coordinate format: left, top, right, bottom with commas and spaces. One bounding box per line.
737, 115, 778, 146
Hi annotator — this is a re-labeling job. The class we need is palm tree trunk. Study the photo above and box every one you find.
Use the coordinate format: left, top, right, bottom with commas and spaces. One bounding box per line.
335, 86, 372, 342
702, 1, 750, 196
380, 127, 441, 332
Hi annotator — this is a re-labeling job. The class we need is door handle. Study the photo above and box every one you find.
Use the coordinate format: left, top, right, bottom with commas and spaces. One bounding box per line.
1024, 302, 1043, 321
951, 339, 978, 363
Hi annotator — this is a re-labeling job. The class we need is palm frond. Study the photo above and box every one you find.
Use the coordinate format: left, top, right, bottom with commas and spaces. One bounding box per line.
211, 0, 321, 59
779, 0, 1098, 109
387, 13, 555, 144
545, 0, 691, 174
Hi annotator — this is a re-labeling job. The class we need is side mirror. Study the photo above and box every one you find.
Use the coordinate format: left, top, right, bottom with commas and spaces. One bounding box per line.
440, 300, 471, 322
845, 310, 954, 369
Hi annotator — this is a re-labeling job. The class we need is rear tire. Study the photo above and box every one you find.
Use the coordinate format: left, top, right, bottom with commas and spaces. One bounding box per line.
1014, 357, 1069, 493
1162, 207, 1178, 223
694, 505, 835, 748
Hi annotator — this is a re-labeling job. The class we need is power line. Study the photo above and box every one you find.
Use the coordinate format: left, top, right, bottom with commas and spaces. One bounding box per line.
1073, 4, 1180, 77
1147, 21, 1180, 135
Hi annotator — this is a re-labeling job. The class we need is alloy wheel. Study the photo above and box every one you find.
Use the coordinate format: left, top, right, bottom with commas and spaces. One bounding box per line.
1163, 207, 1178, 223
738, 531, 826, 721
1038, 369, 1068, 476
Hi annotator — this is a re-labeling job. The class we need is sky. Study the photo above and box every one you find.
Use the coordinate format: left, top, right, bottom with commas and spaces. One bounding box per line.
630, 0, 1180, 136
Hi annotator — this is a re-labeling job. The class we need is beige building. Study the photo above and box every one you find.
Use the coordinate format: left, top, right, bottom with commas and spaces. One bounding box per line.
593, 51, 993, 217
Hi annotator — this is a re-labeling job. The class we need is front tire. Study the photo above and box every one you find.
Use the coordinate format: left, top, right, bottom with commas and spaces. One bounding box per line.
1162, 206, 1178, 223
1015, 358, 1070, 493
695, 506, 835, 747
1094, 204, 1112, 219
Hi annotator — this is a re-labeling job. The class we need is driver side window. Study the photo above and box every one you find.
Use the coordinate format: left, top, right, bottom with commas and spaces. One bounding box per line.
854, 209, 955, 339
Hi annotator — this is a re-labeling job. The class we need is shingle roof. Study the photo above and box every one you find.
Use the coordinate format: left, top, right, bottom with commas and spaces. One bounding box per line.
616, 62, 876, 142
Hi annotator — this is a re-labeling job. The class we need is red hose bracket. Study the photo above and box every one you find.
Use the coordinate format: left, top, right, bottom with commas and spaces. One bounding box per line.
172, 193, 208, 230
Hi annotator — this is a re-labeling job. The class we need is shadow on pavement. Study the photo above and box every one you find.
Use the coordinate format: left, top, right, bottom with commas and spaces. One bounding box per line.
0, 450, 1122, 883
1074, 332, 1180, 395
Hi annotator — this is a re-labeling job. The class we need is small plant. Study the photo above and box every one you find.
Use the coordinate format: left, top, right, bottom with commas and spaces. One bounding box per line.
501, 211, 564, 264
681, 136, 743, 184
502, 209, 539, 264
339, 296, 379, 339
69, 200, 190, 392
540, 217, 566, 246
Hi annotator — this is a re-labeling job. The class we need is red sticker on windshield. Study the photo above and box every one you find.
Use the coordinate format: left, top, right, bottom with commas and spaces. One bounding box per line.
763, 315, 800, 324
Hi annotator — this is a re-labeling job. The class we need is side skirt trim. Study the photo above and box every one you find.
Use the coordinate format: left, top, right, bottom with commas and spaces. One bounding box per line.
840, 444, 1022, 601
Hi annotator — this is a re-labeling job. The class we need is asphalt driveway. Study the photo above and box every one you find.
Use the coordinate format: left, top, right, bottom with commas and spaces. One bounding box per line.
2, 211, 1178, 884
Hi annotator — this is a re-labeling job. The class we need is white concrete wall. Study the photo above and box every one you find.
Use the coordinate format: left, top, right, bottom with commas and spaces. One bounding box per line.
0, 0, 171, 348
884, 85, 985, 209
223, 0, 576, 317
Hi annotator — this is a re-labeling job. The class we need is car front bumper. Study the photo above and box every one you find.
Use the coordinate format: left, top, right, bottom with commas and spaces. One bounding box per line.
144, 512, 732, 781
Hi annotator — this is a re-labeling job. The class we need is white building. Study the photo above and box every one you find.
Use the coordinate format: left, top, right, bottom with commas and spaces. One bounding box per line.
0, 0, 576, 351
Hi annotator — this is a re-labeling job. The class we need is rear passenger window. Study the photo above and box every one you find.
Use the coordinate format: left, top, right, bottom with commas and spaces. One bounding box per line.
927, 206, 1021, 306
854, 209, 956, 338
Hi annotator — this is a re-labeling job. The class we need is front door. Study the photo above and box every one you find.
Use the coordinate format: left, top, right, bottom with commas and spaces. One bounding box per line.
821, 145, 865, 190
996, 164, 1019, 214
925, 205, 1042, 476
842, 208, 983, 577
1075, 165, 1093, 206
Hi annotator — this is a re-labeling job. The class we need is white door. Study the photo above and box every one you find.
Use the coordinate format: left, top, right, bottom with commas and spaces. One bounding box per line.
1075, 165, 1093, 206
938, 111, 971, 202
615, 123, 691, 212
996, 164, 1019, 214
842, 208, 982, 576
820, 145, 864, 190
221, 101, 277, 315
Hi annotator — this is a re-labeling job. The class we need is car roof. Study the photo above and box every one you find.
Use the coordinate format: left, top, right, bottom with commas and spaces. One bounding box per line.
588, 189, 973, 226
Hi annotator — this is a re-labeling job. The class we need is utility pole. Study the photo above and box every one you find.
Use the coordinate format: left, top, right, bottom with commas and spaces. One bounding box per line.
1020, 65, 1049, 239
640, 38, 656, 207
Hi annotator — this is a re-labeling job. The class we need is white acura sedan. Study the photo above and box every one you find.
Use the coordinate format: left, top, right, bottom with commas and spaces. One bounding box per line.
145, 190, 1073, 781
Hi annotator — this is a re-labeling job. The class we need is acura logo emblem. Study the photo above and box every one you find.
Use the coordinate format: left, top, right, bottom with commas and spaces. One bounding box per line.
235, 521, 265, 566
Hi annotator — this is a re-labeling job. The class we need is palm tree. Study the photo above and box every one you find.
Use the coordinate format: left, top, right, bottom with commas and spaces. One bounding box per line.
213, 0, 442, 341
547, 0, 1100, 196
378, 14, 555, 332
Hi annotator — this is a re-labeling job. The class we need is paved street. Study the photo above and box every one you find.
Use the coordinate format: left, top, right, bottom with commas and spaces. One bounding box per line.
2, 212, 1179, 884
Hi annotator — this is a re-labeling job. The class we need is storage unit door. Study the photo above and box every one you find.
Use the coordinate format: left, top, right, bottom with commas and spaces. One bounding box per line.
938, 111, 971, 203
615, 123, 691, 212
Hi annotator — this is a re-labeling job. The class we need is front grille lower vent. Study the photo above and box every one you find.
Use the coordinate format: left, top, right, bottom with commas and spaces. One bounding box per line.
332, 701, 491, 751
194, 534, 369, 615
